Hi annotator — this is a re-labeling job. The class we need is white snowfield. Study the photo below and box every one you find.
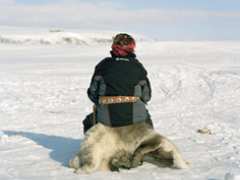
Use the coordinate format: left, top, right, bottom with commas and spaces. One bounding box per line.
1, 29, 240, 180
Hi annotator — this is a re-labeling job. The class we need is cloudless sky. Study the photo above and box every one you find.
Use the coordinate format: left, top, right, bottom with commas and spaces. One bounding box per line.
2, 0, 240, 40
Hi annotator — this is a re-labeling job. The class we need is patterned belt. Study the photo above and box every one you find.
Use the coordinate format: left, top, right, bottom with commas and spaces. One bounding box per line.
99, 96, 140, 105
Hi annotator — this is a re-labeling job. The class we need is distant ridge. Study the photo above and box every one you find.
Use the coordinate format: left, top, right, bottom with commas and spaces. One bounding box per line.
0, 27, 148, 46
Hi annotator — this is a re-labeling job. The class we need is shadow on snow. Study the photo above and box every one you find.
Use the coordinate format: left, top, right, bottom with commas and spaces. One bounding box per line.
4, 130, 82, 167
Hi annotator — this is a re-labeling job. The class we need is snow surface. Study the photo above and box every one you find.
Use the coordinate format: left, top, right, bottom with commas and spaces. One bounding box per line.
1, 29, 240, 180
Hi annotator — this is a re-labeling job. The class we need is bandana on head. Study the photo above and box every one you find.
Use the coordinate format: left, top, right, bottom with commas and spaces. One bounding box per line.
111, 33, 136, 57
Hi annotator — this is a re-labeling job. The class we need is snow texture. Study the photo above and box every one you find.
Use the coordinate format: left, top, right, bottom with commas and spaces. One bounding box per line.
1, 28, 240, 180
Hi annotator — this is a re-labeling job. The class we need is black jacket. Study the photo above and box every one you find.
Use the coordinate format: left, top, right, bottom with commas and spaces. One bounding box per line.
87, 53, 151, 127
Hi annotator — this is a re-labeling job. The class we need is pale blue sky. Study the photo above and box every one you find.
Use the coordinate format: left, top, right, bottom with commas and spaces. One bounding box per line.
1, 0, 240, 40
16, 0, 240, 11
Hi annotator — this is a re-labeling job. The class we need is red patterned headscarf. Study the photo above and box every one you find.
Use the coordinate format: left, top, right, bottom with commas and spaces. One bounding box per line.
111, 33, 136, 57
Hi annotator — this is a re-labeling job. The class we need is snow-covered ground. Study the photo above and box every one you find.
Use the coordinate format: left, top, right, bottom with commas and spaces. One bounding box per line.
1, 29, 240, 180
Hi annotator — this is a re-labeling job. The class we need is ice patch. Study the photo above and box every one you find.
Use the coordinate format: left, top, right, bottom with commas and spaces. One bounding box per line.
0, 131, 8, 143
0, 130, 5, 137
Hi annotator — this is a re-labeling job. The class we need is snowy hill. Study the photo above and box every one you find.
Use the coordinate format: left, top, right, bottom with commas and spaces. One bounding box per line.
0, 27, 147, 46
1, 27, 240, 180
0, 31, 113, 45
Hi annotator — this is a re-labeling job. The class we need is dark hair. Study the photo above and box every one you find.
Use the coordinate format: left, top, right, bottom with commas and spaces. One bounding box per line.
112, 33, 135, 46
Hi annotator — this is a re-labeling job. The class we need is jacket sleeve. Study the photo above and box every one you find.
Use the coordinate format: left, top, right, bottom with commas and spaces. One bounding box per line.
137, 61, 152, 104
87, 60, 106, 104
140, 75, 152, 103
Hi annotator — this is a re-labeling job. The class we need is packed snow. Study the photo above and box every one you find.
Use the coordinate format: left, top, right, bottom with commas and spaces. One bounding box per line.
1, 28, 240, 180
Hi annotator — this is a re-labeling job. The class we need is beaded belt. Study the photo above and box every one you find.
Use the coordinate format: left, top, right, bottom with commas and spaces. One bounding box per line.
99, 96, 139, 105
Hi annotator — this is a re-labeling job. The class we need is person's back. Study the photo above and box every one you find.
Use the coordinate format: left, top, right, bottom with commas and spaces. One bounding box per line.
84, 33, 152, 130
94, 56, 146, 97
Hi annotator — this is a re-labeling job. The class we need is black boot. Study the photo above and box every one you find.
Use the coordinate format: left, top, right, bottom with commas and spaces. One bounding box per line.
83, 113, 97, 134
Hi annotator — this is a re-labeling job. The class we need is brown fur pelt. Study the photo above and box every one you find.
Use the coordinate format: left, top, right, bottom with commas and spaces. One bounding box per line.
69, 122, 189, 174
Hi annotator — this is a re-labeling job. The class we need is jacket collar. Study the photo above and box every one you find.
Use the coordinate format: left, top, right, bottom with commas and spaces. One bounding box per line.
110, 51, 136, 61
